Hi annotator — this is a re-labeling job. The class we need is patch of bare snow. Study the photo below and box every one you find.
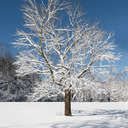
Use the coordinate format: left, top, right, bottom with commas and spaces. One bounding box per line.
0, 102, 128, 128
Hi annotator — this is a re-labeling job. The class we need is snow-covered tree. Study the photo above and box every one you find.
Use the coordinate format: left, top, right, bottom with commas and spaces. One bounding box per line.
14, 0, 119, 116
0, 50, 39, 101
107, 67, 128, 101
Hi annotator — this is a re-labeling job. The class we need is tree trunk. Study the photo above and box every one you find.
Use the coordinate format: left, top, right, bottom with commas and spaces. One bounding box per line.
64, 89, 72, 116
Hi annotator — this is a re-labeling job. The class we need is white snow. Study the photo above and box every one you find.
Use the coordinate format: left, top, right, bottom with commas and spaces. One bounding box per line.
0, 102, 128, 128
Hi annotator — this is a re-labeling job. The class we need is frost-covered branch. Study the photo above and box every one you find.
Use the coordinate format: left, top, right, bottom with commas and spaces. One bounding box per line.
14, 0, 120, 101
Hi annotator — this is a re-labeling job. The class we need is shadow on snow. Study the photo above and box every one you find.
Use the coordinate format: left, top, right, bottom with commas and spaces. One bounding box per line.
51, 109, 128, 128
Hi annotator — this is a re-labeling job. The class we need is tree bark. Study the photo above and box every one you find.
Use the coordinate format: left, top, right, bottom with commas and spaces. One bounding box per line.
64, 89, 72, 116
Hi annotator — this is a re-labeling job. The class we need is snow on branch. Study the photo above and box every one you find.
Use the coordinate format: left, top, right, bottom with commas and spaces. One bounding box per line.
14, 0, 120, 100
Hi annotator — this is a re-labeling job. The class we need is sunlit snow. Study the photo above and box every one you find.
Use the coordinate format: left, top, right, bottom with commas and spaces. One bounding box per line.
0, 102, 128, 128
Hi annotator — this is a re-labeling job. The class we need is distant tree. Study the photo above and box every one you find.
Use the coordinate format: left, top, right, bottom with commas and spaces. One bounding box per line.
0, 50, 16, 80
0, 48, 16, 101
106, 67, 128, 102
0, 46, 40, 101
14, 0, 119, 116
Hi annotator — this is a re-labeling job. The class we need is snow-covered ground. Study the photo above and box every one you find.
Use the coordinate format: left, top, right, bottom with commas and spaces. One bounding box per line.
0, 102, 128, 128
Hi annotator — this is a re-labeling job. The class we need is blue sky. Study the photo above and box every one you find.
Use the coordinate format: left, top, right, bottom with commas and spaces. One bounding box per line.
0, 0, 128, 70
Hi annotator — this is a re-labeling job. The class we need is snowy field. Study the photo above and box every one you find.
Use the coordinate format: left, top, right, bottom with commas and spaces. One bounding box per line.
0, 103, 128, 128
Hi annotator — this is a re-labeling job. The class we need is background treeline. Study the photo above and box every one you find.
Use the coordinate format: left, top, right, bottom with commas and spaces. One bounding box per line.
0, 47, 40, 101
